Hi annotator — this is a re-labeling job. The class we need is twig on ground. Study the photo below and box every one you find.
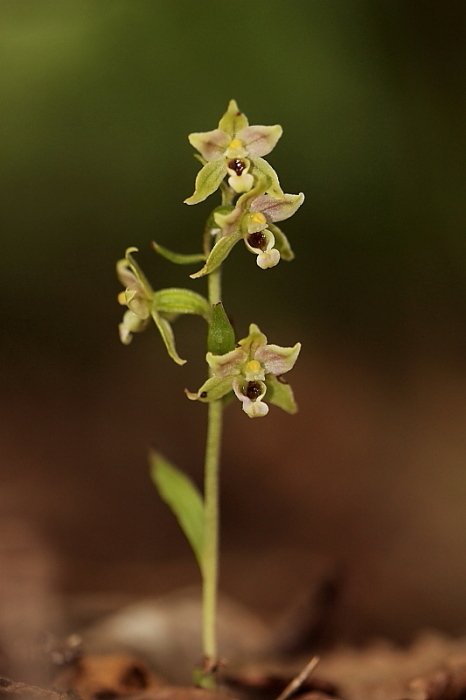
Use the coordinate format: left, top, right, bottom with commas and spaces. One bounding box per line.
275, 656, 320, 700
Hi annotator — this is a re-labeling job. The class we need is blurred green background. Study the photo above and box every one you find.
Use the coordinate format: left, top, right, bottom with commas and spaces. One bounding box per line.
2, 0, 466, 641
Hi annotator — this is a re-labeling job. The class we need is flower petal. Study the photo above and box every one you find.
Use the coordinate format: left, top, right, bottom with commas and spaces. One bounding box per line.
265, 375, 298, 414
214, 206, 242, 237
206, 346, 246, 378
257, 249, 280, 269
250, 158, 284, 199
237, 124, 283, 157
185, 375, 234, 403
227, 171, 254, 194
118, 309, 149, 345
218, 99, 249, 136
255, 341, 301, 375
250, 192, 305, 223
232, 378, 269, 418
244, 228, 276, 254
126, 290, 151, 319
185, 160, 227, 205
188, 129, 230, 162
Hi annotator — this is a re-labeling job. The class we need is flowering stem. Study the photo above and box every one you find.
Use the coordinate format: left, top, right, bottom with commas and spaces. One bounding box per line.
201, 227, 224, 682
202, 393, 222, 669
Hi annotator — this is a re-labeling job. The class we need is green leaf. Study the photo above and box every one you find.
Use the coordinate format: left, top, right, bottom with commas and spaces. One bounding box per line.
265, 374, 298, 414
150, 451, 204, 570
151, 308, 186, 365
268, 223, 295, 262
190, 230, 242, 279
152, 241, 206, 266
207, 302, 235, 355
153, 288, 211, 321
184, 160, 227, 205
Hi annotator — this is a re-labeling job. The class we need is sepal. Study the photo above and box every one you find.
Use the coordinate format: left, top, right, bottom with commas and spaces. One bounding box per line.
218, 99, 249, 136
151, 308, 187, 366
251, 158, 284, 199
184, 159, 227, 205
185, 375, 234, 403
268, 223, 295, 261
265, 375, 298, 414
190, 230, 242, 279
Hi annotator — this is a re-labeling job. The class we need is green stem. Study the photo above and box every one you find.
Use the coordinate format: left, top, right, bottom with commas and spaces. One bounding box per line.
202, 248, 223, 673
201, 189, 235, 681
202, 395, 222, 665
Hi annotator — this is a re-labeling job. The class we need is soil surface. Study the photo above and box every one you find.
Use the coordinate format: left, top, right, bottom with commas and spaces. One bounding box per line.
2, 588, 466, 700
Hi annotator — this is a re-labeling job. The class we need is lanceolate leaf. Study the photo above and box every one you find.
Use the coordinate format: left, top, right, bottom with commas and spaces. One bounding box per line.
152, 241, 206, 266
150, 451, 204, 571
153, 288, 211, 321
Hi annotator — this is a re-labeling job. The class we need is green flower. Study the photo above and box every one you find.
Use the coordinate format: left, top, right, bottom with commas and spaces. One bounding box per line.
190, 186, 304, 278
185, 99, 284, 205
117, 247, 211, 365
186, 324, 301, 418
117, 247, 154, 345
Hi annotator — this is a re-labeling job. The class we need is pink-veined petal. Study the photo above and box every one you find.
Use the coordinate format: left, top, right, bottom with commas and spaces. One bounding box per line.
250, 192, 305, 223
206, 346, 246, 378
188, 129, 230, 161
255, 342, 301, 376
237, 124, 283, 157
214, 206, 242, 237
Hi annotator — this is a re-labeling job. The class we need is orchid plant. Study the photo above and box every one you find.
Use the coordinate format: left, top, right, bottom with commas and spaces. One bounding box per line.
117, 100, 304, 686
